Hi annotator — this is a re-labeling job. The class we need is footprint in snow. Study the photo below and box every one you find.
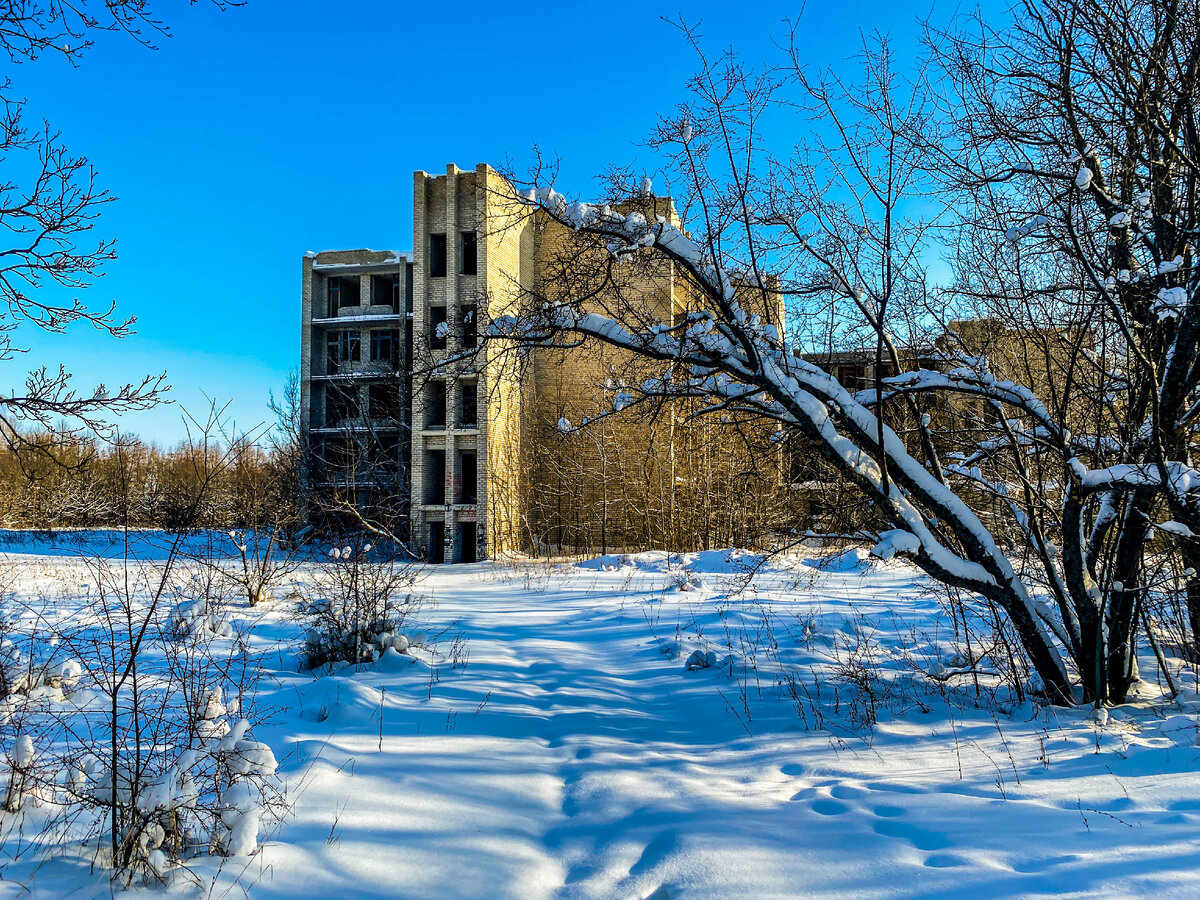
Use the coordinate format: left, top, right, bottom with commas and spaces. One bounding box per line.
863, 780, 927, 795
629, 831, 679, 877
811, 798, 850, 816
923, 852, 968, 868
829, 784, 865, 801
872, 819, 952, 851
1155, 812, 1192, 825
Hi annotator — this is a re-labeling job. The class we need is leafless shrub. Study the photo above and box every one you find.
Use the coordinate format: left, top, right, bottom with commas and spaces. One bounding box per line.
299, 540, 424, 671
220, 525, 299, 608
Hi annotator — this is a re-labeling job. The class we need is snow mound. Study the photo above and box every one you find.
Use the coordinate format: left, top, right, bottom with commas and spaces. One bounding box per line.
802, 547, 872, 572
688, 548, 766, 573
577, 548, 765, 574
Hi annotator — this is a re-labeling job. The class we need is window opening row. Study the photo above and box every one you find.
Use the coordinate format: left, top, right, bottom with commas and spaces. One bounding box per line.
429, 232, 477, 278
326, 273, 403, 316
326, 329, 401, 373
324, 383, 404, 426
423, 381, 478, 429
428, 305, 477, 350
319, 434, 405, 471
423, 449, 477, 506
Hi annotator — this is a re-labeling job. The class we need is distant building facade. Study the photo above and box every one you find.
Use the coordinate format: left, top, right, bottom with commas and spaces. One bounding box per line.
301, 163, 795, 562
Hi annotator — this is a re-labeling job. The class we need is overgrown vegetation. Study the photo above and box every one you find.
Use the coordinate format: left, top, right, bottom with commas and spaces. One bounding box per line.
299, 540, 424, 670
492, 0, 1200, 707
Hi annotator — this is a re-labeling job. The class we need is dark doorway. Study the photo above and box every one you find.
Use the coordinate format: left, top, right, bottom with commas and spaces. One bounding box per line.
459, 522, 477, 563
429, 522, 445, 563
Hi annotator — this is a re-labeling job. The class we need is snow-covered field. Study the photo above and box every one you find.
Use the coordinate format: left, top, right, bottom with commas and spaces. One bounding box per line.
2, 534, 1200, 899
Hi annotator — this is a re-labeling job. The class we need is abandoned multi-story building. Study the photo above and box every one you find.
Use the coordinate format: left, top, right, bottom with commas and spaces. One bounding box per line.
300, 162, 1084, 566
300, 162, 797, 562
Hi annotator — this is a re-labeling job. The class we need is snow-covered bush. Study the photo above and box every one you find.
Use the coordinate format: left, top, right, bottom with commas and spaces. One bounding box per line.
2, 733, 36, 812
299, 542, 423, 670
0, 538, 283, 885
63, 699, 281, 877
168, 595, 234, 640
0, 610, 78, 702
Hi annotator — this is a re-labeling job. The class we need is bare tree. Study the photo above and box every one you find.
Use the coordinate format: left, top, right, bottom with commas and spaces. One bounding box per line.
489, 0, 1200, 707
0, 1, 243, 450
919, 0, 1200, 704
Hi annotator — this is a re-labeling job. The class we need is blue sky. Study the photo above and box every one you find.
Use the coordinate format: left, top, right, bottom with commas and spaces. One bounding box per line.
13, 0, 990, 446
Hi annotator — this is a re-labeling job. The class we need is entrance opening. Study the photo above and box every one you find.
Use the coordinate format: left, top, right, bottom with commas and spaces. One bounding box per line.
429, 522, 445, 563
459, 522, 477, 563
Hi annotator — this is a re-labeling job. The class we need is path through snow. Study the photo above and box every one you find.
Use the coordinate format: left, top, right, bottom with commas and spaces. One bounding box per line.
242, 557, 1200, 900
2, 542, 1199, 899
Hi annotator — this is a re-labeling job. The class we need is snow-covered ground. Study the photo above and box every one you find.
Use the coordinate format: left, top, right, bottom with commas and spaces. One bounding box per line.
3, 536, 1200, 899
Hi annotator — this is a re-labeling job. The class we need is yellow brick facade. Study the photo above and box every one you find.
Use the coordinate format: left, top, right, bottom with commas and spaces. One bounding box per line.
303, 163, 791, 561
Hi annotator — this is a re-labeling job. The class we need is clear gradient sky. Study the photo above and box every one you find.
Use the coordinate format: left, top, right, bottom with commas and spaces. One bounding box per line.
13, 0, 998, 446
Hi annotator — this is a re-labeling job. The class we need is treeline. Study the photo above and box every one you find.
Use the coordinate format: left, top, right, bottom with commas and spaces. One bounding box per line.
0, 431, 298, 531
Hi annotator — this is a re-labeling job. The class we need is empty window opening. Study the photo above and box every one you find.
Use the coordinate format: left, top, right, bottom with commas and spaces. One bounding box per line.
784, 433, 809, 485
430, 233, 447, 278
372, 274, 399, 311
372, 433, 402, 467
328, 275, 361, 314
460, 232, 477, 276
836, 364, 868, 392
459, 381, 478, 427
369, 383, 401, 421
426, 450, 446, 505
315, 437, 333, 472
327, 278, 339, 316
324, 436, 358, 474
328, 331, 361, 375
458, 450, 477, 504
430, 306, 448, 350
461, 305, 477, 349
325, 333, 340, 375
425, 381, 447, 428
326, 385, 361, 426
